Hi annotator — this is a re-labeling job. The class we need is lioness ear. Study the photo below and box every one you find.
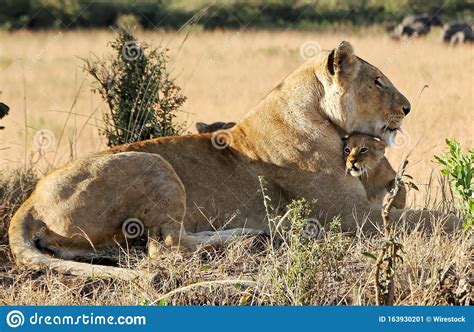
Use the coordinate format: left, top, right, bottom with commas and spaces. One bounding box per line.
196, 122, 208, 133
327, 41, 359, 79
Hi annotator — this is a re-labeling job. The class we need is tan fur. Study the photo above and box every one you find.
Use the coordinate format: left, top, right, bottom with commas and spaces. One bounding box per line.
343, 133, 406, 209
9, 41, 459, 280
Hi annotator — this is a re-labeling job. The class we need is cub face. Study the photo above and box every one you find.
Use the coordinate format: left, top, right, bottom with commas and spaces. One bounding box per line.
342, 133, 386, 177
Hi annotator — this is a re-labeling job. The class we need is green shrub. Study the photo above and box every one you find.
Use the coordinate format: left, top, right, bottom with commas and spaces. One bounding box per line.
83, 29, 186, 147
434, 139, 473, 229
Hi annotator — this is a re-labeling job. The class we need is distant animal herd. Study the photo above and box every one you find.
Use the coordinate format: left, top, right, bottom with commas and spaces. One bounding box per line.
391, 14, 473, 45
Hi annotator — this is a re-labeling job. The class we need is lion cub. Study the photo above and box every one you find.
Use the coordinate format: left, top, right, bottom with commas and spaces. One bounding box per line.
343, 133, 406, 209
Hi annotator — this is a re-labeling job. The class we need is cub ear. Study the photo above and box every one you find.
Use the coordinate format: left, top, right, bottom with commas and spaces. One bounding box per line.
327, 41, 359, 78
342, 134, 350, 141
372, 137, 387, 149
195, 122, 208, 134
222, 122, 236, 130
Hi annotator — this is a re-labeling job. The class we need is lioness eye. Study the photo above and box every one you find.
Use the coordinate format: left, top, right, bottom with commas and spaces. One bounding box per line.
361, 147, 368, 153
344, 147, 351, 154
375, 77, 383, 88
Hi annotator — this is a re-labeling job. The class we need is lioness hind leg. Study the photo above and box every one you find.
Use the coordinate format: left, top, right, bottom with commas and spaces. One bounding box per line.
153, 225, 264, 256
187, 228, 265, 248
193, 228, 264, 238
154, 223, 202, 254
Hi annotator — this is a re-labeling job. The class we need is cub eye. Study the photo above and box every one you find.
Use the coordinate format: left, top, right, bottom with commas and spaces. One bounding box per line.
360, 147, 369, 154
344, 147, 351, 154
374, 77, 383, 89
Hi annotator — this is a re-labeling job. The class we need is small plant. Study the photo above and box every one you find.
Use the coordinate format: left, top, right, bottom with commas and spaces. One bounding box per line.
266, 204, 351, 305
83, 29, 186, 147
367, 160, 409, 305
434, 139, 473, 228
257, 178, 352, 305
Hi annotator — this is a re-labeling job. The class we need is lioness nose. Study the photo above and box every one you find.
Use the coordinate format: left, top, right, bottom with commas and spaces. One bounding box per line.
402, 105, 410, 116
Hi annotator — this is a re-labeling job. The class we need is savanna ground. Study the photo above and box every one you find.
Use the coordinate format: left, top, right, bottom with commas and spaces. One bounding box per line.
0, 29, 472, 305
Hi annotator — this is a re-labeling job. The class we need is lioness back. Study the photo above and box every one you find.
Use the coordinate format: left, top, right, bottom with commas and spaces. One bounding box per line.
111, 134, 286, 233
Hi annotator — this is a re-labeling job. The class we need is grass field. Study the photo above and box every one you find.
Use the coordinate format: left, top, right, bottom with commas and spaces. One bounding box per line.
1, 29, 472, 178
0, 29, 472, 305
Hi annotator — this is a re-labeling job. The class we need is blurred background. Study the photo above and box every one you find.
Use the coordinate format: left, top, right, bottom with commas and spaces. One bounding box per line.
0, 0, 472, 30
0, 0, 472, 205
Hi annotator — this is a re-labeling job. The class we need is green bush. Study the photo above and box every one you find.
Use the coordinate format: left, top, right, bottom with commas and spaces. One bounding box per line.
256, 180, 352, 305
83, 29, 186, 147
265, 199, 351, 305
434, 139, 474, 229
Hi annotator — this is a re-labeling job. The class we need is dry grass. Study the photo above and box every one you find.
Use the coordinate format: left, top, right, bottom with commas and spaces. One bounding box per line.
0, 167, 471, 305
0, 29, 472, 180
0, 184, 470, 305
0, 29, 472, 305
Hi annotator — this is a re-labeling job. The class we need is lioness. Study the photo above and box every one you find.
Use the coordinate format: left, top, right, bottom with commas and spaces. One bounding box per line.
9, 41, 459, 279
343, 133, 406, 209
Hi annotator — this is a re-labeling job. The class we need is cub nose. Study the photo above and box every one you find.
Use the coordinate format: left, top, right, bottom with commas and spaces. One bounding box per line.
402, 105, 411, 116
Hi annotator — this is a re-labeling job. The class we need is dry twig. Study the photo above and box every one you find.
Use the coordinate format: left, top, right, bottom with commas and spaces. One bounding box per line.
375, 159, 409, 305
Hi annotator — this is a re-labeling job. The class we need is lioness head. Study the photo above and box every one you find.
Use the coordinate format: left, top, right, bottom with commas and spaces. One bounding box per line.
322, 41, 411, 145
342, 133, 386, 177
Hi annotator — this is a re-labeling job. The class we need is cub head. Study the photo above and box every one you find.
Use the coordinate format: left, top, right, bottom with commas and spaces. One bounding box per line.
342, 133, 386, 177
323, 41, 411, 145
